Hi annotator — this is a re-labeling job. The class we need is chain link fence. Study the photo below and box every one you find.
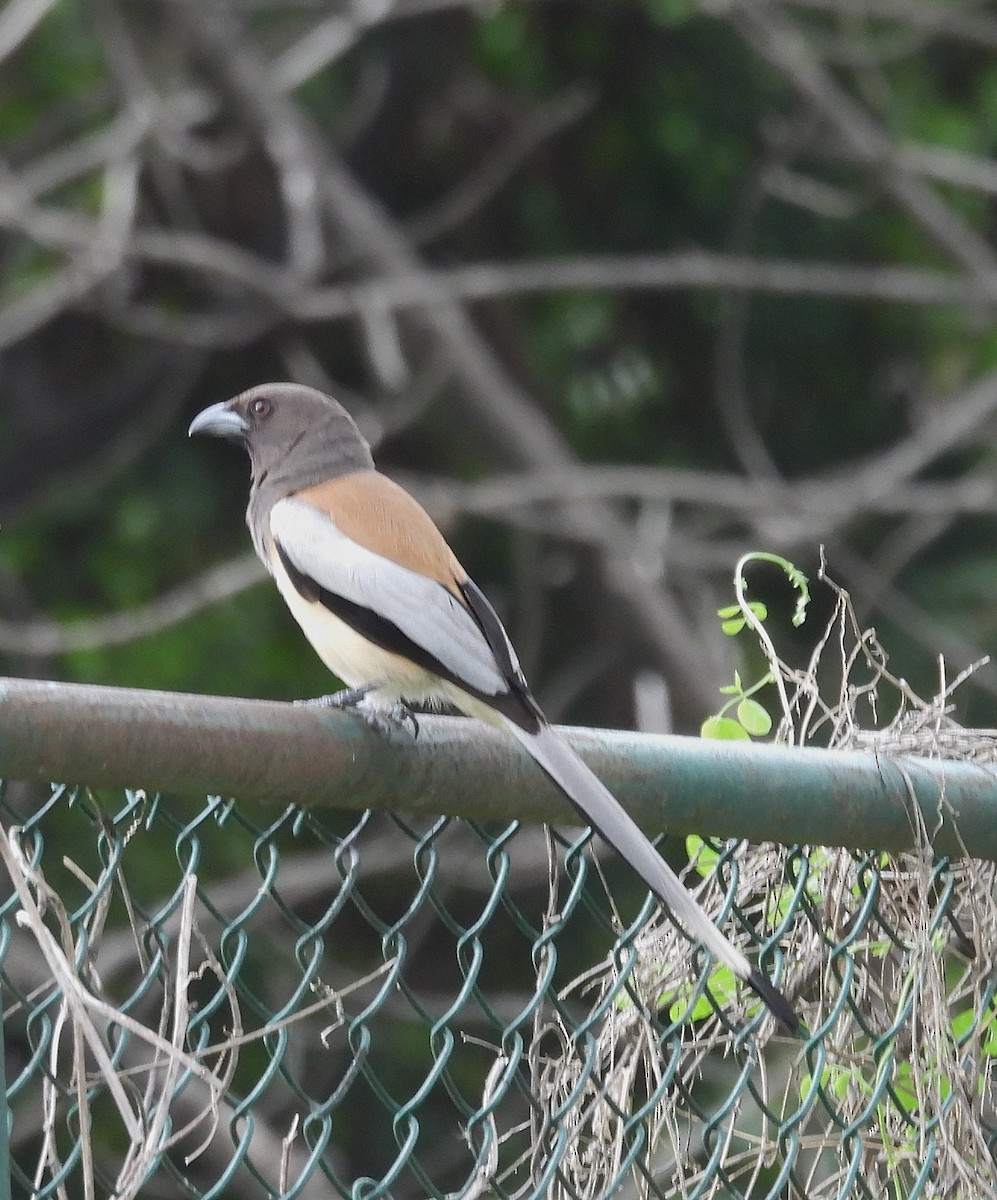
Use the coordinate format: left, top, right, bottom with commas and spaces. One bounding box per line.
2, 741, 996, 1199
3, 577, 997, 1199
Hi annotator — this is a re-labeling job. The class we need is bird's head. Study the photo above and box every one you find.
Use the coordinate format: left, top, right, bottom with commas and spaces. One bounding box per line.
188, 383, 375, 490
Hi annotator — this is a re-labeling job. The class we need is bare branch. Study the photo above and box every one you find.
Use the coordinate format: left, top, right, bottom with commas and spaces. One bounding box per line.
160, 3, 324, 279
294, 252, 997, 318
0, 0, 60, 64
818, 366, 997, 497
405, 86, 597, 245
16, 102, 154, 198
0, 556, 264, 656
900, 141, 997, 198
11, 188, 997, 313
271, 0, 539, 90
783, 0, 997, 49
727, 2, 997, 278
5, 459, 994, 656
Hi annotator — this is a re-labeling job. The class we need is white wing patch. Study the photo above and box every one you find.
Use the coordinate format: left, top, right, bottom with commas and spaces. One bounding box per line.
270, 497, 509, 698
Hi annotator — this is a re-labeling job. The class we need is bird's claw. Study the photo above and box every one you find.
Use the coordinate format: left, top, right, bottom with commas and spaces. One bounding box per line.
295, 686, 419, 738
355, 697, 420, 738
295, 685, 375, 710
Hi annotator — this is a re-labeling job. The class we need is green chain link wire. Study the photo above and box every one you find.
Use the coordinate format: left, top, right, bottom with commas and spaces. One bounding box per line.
0, 781, 993, 1199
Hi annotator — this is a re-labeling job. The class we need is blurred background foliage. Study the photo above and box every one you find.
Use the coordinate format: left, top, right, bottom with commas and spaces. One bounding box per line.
4, 0, 997, 731
6, 2, 997, 1193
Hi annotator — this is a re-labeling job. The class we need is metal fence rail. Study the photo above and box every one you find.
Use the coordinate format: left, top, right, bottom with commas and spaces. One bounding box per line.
1, 678, 996, 1199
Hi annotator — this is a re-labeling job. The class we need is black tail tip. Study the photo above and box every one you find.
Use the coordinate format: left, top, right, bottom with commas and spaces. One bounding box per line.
748, 970, 803, 1038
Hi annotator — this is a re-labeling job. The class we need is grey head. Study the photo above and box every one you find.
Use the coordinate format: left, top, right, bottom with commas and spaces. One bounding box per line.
188, 383, 375, 495
188, 383, 376, 561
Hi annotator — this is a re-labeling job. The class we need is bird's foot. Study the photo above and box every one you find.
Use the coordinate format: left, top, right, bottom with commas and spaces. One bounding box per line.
296, 686, 419, 738
295, 685, 376, 710
355, 697, 420, 738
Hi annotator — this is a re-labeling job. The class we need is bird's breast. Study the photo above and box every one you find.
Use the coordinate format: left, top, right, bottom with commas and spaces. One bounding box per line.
270, 547, 450, 704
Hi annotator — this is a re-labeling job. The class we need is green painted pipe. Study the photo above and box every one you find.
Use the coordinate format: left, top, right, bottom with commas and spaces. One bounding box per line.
0, 677, 992, 858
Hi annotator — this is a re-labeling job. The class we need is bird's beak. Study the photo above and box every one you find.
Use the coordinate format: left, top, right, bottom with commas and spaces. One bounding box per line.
188, 401, 249, 440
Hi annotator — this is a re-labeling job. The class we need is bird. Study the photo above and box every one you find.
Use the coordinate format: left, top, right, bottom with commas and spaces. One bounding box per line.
189, 383, 799, 1035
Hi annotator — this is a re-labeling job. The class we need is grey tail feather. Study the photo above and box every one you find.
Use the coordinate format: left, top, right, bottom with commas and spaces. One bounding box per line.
506, 721, 800, 1036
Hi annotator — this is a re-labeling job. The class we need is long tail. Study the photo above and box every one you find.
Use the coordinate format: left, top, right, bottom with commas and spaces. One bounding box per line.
505, 721, 800, 1035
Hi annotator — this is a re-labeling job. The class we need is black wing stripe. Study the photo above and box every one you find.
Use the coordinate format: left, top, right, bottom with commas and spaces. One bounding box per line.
276, 544, 541, 732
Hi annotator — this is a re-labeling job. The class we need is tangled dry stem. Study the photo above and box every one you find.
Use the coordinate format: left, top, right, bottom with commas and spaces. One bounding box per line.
0, 797, 387, 1199
520, 565, 997, 1199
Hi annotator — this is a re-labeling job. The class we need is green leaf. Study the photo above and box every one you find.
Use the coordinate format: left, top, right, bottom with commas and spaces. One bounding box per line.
737, 698, 772, 736
659, 964, 737, 1023
720, 617, 746, 635
701, 716, 751, 741
657, 982, 714, 1023
687, 834, 718, 876
951, 1008, 976, 1041
892, 1061, 918, 1113
800, 1064, 852, 1105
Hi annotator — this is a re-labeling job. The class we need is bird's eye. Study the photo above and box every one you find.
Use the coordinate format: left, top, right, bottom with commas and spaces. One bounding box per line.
248, 397, 272, 419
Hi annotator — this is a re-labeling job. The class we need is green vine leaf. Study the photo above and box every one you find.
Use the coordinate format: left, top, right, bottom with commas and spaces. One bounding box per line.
737, 698, 772, 736
701, 716, 751, 740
